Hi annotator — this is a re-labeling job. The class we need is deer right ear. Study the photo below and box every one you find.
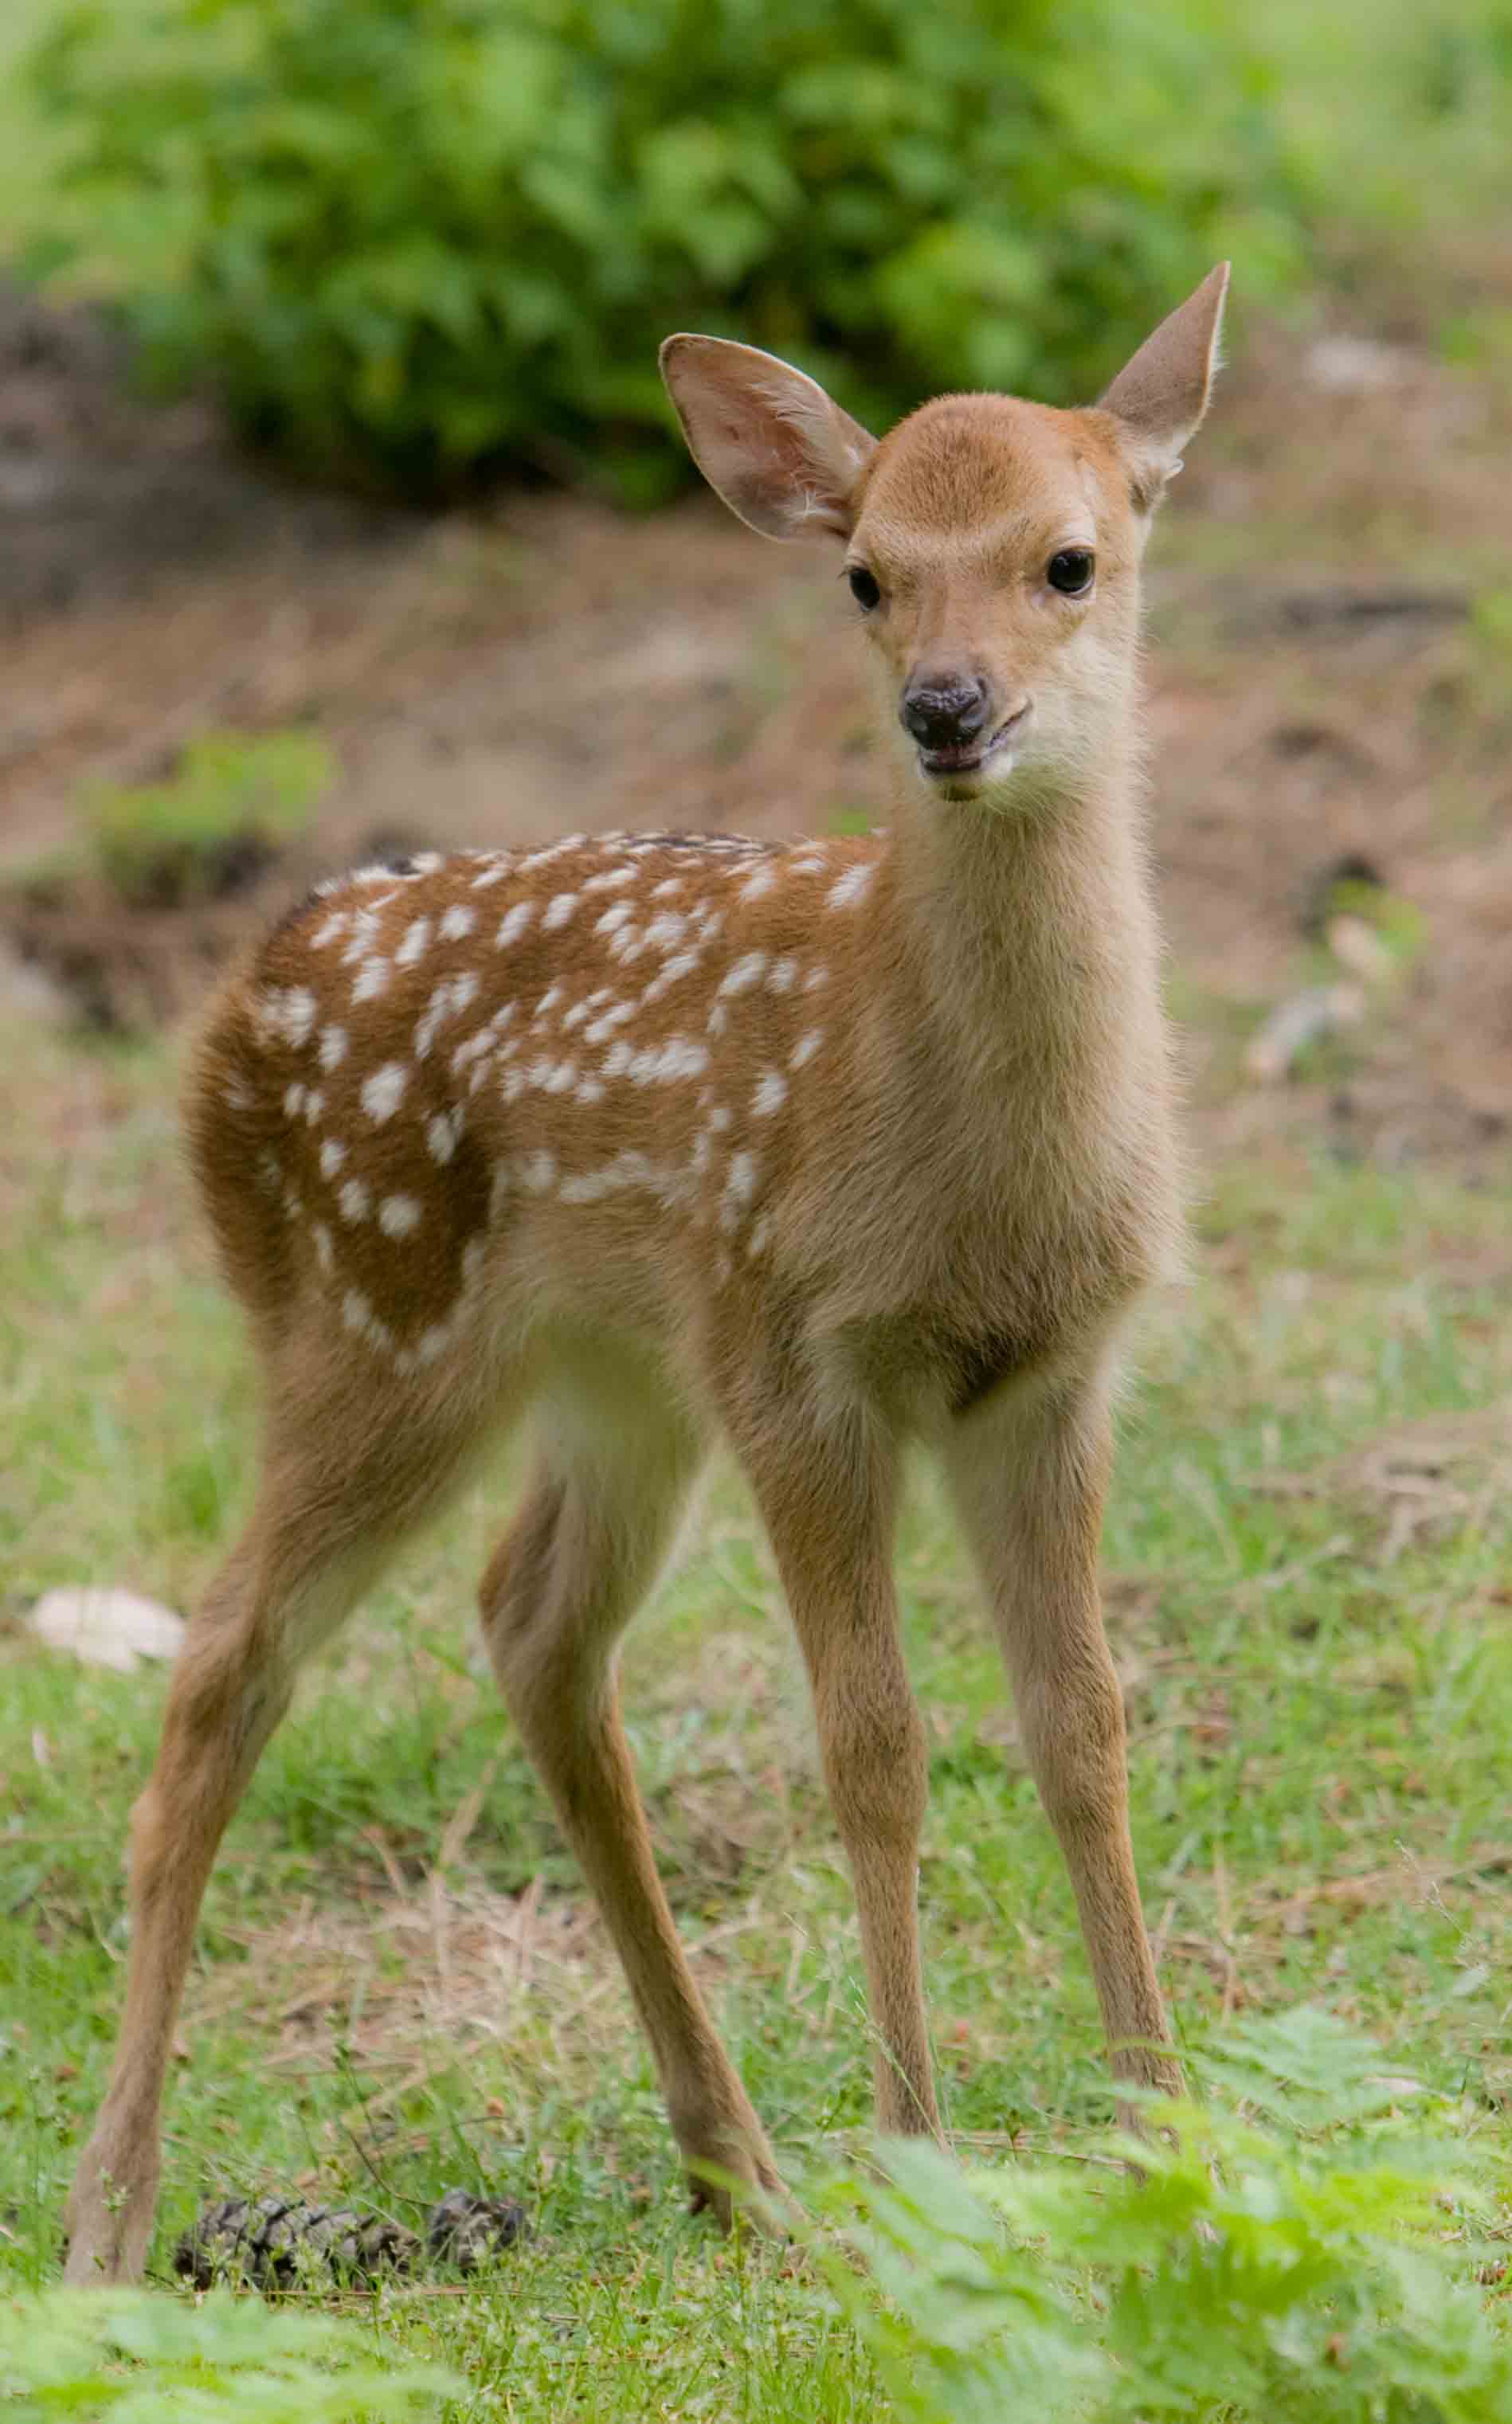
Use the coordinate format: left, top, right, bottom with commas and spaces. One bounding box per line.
660, 335, 876, 542
1099, 264, 1229, 511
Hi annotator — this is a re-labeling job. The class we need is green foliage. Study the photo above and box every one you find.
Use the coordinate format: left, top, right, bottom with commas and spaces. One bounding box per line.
0, 2285, 456, 2420
25, 0, 1303, 497
821, 2011, 1512, 2424
86, 725, 334, 905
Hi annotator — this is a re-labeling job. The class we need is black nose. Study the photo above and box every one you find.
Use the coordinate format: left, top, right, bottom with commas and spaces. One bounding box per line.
899, 676, 990, 750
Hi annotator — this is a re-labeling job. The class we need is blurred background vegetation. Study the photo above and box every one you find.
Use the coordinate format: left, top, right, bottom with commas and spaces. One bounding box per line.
2, 0, 1510, 497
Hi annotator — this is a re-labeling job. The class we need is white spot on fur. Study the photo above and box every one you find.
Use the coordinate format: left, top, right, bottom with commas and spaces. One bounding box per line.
739, 866, 778, 903
339, 911, 381, 968
585, 1002, 634, 1046
747, 1214, 771, 1258
361, 1062, 409, 1123
339, 1177, 370, 1223
496, 902, 535, 950
583, 866, 637, 895
628, 1036, 707, 1086
471, 859, 512, 890
342, 1287, 394, 1353
284, 1082, 306, 1119
752, 1070, 787, 1117
803, 965, 829, 993
415, 971, 479, 1059
319, 1024, 348, 1071
719, 952, 767, 998
313, 1222, 334, 1273
595, 902, 635, 937
643, 911, 687, 952
379, 1193, 421, 1238
790, 1028, 824, 1069
352, 957, 390, 1004
262, 986, 318, 1048
519, 836, 584, 872
719, 1151, 758, 1233
827, 862, 873, 909
440, 904, 477, 942
533, 984, 565, 1024
767, 957, 797, 994
222, 1079, 253, 1111
396, 918, 433, 967
310, 910, 351, 950
319, 1138, 347, 1180
303, 1089, 323, 1125
647, 949, 699, 996
650, 876, 684, 899
519, 1150, 556, 1193
543, 893, 578, 930
426, 1109, 462, 1165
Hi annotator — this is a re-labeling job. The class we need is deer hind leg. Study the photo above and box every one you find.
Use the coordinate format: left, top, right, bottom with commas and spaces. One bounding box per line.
479, 1385, 781, 2224
943, 1363, 1181, 2110
64, 1355, 494, 2285
736, 1407, 940, 2140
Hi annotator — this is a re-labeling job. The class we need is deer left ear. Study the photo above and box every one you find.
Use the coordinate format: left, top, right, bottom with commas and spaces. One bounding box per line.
1099, 263, 1229, 511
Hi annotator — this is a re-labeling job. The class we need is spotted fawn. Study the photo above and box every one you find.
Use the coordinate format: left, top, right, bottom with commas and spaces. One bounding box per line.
66, 265, 1228, 2280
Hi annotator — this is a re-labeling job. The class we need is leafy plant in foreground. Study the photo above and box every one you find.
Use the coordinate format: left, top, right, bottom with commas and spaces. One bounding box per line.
0, 2285, 456, 2421
821, 2008, 1512, 2424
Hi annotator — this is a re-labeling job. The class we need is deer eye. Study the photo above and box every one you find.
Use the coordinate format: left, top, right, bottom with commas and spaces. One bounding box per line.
1047, 548, 1095, 596
847, 564, 882, 613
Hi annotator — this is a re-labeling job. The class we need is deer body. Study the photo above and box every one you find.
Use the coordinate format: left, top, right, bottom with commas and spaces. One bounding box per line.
65, 268, 1226, 2282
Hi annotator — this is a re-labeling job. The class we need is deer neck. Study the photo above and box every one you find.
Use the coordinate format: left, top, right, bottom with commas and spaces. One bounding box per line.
883, 744, 1163, 1107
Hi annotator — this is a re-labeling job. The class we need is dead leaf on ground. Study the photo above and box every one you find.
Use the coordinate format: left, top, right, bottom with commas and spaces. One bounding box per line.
28, 1585, 185, 1672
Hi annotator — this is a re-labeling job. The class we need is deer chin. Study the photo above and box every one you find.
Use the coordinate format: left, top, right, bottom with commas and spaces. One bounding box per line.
918, 703, 1033, 801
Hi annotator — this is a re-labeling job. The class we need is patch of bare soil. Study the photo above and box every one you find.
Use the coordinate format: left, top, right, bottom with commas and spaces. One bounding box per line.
3, 279, 1511, 1174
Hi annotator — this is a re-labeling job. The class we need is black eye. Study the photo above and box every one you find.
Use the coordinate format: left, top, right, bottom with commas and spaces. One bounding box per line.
848, 564, 881, 613
1047, 548, 1095, 596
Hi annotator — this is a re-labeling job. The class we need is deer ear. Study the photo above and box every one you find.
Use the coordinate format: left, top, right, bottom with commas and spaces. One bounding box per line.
1099, 264, 1229, 511
660, 335, 876, 542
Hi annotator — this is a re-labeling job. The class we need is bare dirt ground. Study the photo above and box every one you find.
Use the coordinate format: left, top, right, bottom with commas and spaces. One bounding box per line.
3, 276, 1510, 1173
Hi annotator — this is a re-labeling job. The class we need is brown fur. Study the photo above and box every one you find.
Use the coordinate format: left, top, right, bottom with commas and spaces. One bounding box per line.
65, 268, 1227, 2280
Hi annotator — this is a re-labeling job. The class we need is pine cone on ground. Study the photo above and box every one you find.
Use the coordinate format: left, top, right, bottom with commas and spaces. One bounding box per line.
426, 2186, 528, 2271
174, 2194, 420, 2291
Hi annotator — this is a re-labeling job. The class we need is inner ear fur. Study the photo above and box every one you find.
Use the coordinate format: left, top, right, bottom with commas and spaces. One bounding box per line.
660, 335, 876, 542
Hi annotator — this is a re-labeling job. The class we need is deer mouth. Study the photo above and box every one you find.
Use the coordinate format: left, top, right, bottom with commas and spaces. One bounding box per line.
918, 701, 1032, 783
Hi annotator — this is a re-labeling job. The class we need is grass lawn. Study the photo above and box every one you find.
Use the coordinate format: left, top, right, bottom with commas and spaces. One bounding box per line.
2, 997, 1510, 2415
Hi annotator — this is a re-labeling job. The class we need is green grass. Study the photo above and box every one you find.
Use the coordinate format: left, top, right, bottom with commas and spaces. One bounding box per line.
2, 1002, 1511, 2414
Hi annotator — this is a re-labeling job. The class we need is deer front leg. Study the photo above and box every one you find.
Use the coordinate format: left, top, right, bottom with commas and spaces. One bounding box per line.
944, 1365, 1181, 2108
742, 1423, 940, 2140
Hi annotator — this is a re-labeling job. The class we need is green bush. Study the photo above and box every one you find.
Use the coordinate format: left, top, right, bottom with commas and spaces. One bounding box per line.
820, 2010, 1512, 2424
26, 0, 1304, 499
86, 725, 335, 906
